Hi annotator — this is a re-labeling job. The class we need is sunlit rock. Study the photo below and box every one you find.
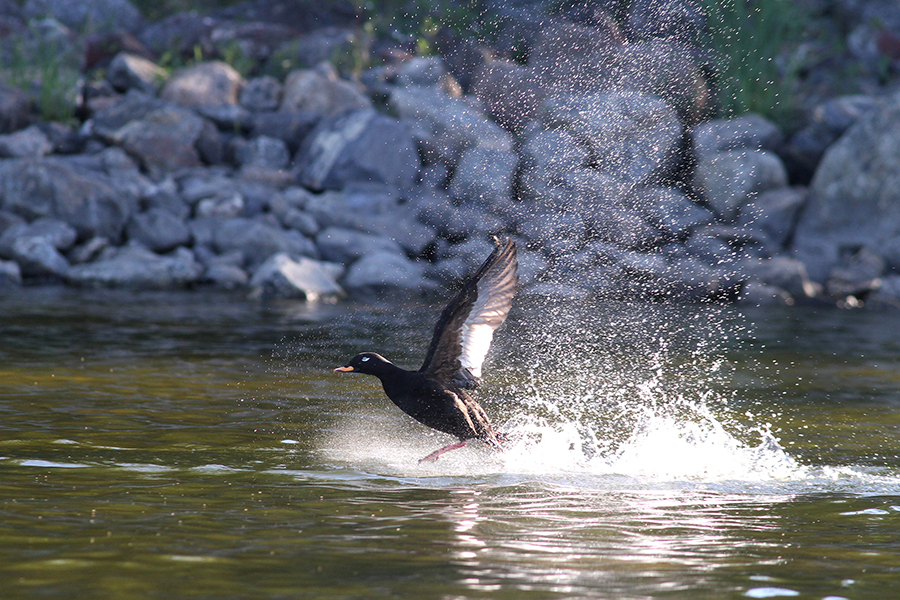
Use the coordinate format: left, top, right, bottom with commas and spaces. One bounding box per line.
161, 61, 244, 107
0, 217, 77, 279
869, 275, 900, 309
250, 253, 343, 300
280, 64, 371, 116
106, 52, 167, 95
0, 218, 77, 255
737, 280, 795, 306
825, 248, 886, 299
739, 256, 820, 302
784, 95, 879, 182
5, 236, 70, 278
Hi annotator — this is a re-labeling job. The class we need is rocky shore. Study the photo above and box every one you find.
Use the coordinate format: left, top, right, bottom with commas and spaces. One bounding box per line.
1, 0, 900, 309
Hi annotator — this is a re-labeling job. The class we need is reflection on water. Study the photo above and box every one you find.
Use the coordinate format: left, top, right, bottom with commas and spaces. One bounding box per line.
0, 287, 899, 599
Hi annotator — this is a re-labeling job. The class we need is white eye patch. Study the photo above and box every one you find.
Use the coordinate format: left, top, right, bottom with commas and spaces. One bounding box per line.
361, 356, 370, 362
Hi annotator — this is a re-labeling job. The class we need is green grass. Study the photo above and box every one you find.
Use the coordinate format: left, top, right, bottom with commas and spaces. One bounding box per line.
700, 0, 812, 128
3, 32, 80, 125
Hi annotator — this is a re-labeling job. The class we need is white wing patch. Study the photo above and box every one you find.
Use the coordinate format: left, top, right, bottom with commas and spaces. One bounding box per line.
457, 262, 517, 379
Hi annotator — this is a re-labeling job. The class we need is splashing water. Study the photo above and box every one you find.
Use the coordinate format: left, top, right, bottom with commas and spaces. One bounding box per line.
323, 300, 812, 485
322, 298, 898, 495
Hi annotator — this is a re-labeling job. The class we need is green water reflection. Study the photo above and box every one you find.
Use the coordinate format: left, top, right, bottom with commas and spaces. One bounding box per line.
0, 288, 898, 599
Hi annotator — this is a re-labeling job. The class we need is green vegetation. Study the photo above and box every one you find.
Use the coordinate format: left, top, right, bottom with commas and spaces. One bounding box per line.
4, 32, 80, 125
699, 0, 814, 128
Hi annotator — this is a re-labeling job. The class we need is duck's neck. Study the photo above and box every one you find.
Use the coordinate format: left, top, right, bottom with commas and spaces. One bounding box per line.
369, 358, 408, 380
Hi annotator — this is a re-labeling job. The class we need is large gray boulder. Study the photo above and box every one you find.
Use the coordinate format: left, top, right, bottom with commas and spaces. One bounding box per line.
531, 24, 709, 122
785, 95, 879, 180
737, 187, 806, 251
4, 236, 70, 278
96, 103, 216, 175
0, 158, 137, 241
519, 127, 591, 176
693, 149, 788, 222
343, 250, 435, 293
516, 127, 591, 204
389, 86, 514, 164
691, 113, 784, 159
0, 126, 53, 158
739, 256, 821, 301
448, 146, 518, 207
211, 217, 317, 269
126, 207, 192, 253
633, 186, 714, 239
542, 92, 683, 186
295, 109, 420, 191
792, 93, 900, 281
0, 217, 77, 255
66, 244, 202, 288
470, 59, 541, 133
315, 227, 404, 264
0, 218, 76, 278
516, 211, 586, 248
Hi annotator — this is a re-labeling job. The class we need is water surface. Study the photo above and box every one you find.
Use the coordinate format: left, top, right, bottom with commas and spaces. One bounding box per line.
1, 287, 898, 599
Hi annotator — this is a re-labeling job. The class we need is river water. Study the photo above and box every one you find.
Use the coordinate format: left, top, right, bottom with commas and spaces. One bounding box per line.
0, 287, 898, 599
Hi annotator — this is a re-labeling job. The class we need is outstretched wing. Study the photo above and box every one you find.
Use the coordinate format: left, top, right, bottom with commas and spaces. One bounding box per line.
420, 237, 518, 389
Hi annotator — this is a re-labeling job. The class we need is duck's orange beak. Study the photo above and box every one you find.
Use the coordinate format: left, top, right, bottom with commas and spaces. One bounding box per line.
333, 365, 354, 372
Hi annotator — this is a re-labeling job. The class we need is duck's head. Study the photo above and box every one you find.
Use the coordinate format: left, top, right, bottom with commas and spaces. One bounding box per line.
333, 352, 393, 376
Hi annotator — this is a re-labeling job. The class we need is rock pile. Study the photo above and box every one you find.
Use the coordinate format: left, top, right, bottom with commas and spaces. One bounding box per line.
1, 0, 899, 308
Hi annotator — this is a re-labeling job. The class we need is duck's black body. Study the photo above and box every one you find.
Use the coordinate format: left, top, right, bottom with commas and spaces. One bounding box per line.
335, 238, 518, 462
